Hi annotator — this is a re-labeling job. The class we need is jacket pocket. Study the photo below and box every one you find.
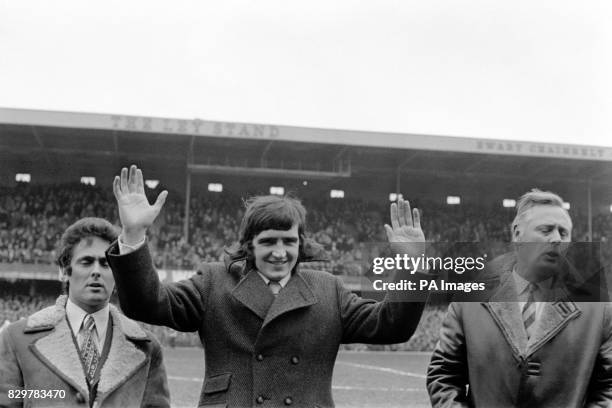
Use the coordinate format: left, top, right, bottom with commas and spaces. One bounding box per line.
198, 372, 231, 407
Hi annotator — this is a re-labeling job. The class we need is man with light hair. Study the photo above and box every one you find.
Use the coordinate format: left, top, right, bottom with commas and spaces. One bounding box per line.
427, 189, 612, 407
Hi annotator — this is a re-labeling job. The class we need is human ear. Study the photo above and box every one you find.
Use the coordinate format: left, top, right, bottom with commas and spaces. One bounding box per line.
58, 267, 69, 282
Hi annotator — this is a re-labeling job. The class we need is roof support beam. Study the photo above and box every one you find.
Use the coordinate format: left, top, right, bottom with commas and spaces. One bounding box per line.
260, 140, 274, 166
30, 126, 52, 166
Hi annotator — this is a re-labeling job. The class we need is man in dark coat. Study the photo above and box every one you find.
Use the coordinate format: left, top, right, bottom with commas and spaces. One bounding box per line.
0, 217, 169, 408
427, 189, 612, 408
107, 165, 430, 407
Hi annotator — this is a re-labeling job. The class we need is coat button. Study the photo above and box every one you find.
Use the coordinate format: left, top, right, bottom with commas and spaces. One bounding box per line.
256, 354, 264, 361
256, 396, 264, 404
291, 356, 299, 365
284, 397, 293, 405
75, 392, 85, 404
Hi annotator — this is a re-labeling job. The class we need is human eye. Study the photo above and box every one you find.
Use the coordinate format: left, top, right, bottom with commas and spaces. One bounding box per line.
284, 238, 298, 245
258, 238, 274, 245
79, 257, 93, 266
538, 226, 552, 234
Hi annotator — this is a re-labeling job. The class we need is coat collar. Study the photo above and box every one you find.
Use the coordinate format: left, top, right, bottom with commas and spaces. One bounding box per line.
483, 271, 529, 359
231, 269, 276, 320
231, 266, 318, 326
482, 255, 581, 358
26, 296, 150, 405
262, 269, 318, 328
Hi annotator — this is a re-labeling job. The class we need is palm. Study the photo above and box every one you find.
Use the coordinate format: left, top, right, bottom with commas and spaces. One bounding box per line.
117, 191, 159, 229
389, 225, 425, 243
384, 198, 426, 257
113, 166, 168, 232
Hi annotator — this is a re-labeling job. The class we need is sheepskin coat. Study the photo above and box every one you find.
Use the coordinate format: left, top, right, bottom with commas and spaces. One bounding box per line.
0, 296, 170, 408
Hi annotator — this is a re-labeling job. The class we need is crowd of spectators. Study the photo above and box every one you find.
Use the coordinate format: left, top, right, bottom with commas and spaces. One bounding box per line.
1, 182, 610, 351
1, 183, 611, 275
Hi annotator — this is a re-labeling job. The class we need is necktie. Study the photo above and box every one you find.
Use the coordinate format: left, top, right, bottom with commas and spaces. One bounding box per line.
522, 283, 538, 339
80, 315, 100, 383
268, 281, 282, 296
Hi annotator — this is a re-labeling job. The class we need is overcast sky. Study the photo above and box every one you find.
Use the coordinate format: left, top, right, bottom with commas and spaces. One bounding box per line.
1, 0, 611, 146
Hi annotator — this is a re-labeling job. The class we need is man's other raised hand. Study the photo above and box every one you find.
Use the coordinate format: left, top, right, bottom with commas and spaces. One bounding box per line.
384, 197, 426, 258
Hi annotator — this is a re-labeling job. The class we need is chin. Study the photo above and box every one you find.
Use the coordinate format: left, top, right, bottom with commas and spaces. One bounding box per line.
86, 295, 108, 304
263, 270, 290, 279
534, 265, 560, 280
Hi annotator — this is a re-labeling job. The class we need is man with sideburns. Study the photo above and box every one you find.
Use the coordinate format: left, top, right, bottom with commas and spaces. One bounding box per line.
106, 165, 431, 407
0, 217, 169, 408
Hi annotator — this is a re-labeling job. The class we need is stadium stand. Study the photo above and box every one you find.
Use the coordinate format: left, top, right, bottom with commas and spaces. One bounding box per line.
2, 108, 612, 351
1, 183, 610, 268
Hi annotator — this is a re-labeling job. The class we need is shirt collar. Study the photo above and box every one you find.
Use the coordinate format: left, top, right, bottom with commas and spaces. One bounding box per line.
256, 271, 291, 288
66, 298, 110, 336
512, 268, 553, 298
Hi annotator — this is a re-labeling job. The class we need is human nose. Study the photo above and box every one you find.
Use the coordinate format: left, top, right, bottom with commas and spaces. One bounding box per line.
91, 261, 102, 277
271, 248, 287, 259
549, 229, 562, 243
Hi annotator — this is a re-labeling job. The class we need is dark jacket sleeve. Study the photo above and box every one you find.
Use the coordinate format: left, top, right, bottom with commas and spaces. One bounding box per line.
106, 241, 210, 332
586, 303, 612, 407
338, 271, 429, 344
141, 335, 170, 408
426, 303, 471, 408
0, 324, 24, 408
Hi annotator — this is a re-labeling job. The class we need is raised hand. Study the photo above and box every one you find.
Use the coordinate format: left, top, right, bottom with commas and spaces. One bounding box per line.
384, 197, 426, 257
113, 165, 168, 245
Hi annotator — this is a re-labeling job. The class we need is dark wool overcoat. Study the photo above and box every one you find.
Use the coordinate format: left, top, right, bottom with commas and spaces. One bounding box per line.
106, 242, 427, 408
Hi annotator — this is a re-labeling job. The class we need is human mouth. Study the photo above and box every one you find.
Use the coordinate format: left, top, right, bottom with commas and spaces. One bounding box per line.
542, 251, 560, 261
267, 260, 287, 265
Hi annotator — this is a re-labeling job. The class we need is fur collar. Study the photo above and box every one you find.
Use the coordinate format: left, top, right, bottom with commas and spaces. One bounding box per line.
25, 295, 147, 340
26, 296, 150, 405
483, 255, 581, 358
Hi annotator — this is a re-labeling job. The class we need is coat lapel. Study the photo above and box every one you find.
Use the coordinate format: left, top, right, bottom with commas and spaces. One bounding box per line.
232, 270, 275, 320
262, 270, 318, 328
526, 286, 581, 356
25, 296, 151, 406
95, 306, 149, 402
27, 296, 89, 398
483, 271, 529, 358
483, 256, 583, 358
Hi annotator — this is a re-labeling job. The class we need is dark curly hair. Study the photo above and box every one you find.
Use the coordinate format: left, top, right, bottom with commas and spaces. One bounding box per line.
55, 217, 119, 293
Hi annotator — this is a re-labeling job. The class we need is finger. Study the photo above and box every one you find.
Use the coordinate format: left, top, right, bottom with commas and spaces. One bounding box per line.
397, 197, 406, 227
390, 202, 400, 230
384, 224, 394, 242
413, 208, 421, 230
120, 167, 128, 193
112, 176, 121, 201
128, 165, 137, 193
404, 200, 413, 228
136, 169, 145, 194
153, 190, 168, 212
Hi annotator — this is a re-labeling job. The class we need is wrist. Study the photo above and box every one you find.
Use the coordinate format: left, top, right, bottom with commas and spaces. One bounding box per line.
121, 228, 147, 246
